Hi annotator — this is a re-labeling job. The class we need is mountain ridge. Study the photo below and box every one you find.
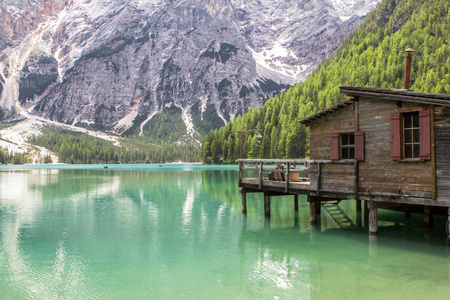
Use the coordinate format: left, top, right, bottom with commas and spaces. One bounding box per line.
0, 0, 380, 144
201, 0, 450, 164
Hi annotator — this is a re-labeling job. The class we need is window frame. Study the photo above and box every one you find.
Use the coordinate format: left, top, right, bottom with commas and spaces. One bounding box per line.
330, 131, 364, 161
402, 111, 421, 160
340, 132, 355, 160
390, 109, 431, 161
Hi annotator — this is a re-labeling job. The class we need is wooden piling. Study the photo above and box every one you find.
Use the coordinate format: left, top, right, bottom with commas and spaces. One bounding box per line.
424, 206, 433, 228
447, 208, 450, 247
356, 210, 362, 228
364, 200, 369, 222
356, 200, 361, 212
264, 193, 271, 217
241, 191, 247, 214
368, 201, 378, 235
294, 194, 299, 211
315, 199, 321, 215
309, 197, 318, 225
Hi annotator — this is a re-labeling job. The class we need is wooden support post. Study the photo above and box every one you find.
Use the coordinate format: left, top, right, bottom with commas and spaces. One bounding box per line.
368, 201, 378, 235
241, 191, 247, 214
285, 161, 290, 193
309, 196, 318, 225
423, 206, 433, 228
294, 195, 299, 211
356, 209, 362, 229
238, 160, 244, 185
356, 200, 362, 212
259, 162, 263, 189
264, 192, 271, 217
364, 200, 369, 222
446, 208, 450, 247
315, 199, 321, 215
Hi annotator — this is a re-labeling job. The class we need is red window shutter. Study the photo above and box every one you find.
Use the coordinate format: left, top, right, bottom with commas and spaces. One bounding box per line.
354, 131, 365, 161
390, 113, 401, 160
330, 133, 339, 161
419, 110, 431, 160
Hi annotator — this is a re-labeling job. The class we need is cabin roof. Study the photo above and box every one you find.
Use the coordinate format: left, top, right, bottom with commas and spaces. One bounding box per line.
339, 86, 450, 106
299, 99, 354, 125
299, 86, 450, 125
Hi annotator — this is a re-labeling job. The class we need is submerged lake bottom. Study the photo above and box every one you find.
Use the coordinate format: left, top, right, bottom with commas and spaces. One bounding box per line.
0, 164, 449, 299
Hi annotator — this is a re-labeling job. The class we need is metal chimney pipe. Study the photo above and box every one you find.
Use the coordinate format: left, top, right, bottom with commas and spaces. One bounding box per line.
403, 48, 414, 90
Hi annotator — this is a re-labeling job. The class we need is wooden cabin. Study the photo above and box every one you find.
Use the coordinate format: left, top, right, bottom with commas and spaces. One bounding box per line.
238, 52, 450, 245
302, 87, 450, 203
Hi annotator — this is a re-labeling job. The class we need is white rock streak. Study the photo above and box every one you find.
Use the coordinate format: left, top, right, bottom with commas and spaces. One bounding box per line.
249, 43, 302, 85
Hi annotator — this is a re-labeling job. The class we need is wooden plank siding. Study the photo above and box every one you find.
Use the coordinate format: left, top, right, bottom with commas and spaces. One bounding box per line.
309, 103, 355, 160
358, 98, 432, 196
308, 97, 444, 204
435, 106, 450, 200
241, 91, 450, 208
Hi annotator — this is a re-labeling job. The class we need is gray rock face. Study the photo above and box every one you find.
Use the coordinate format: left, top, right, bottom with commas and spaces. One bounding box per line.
0, 0, 380, 139
0, 0, 67, 51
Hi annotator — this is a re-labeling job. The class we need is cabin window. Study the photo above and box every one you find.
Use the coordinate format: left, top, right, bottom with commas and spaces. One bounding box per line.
341, 133, 355, 159
330, 132, 364, 161
403, 112, 420, 159
390, 110, 430, 160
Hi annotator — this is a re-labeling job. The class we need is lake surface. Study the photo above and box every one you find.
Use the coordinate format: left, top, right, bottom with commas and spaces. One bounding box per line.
0, 164, 449, 299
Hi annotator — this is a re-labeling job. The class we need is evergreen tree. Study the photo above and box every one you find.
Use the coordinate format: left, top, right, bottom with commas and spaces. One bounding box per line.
201, 0, 450, 164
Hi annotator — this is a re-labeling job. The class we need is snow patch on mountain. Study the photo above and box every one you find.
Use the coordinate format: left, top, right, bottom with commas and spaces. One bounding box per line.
0, 0, 382, 144
249, 43, 302, 84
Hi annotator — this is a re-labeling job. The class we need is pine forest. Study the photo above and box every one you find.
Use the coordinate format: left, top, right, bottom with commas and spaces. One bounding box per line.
201, 0, 450, 164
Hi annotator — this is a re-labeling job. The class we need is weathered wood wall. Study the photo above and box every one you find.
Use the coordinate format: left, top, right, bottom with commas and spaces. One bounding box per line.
309, 104, 355, 192
358, 98, 432, 198
308, 97, 445, 203
435, 106, 450, 200
309, 104, 355, 160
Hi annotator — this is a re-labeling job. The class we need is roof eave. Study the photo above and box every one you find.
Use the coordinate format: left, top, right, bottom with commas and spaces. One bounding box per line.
339, 86, 450, 107
299, 99, 354, 126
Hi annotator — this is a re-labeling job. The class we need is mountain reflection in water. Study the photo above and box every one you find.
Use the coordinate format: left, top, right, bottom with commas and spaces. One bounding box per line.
0, 165, 449, 299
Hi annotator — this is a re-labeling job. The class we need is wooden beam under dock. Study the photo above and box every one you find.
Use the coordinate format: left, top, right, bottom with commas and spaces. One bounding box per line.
264, 192, 271, 217
241, 192, 247, 214
447, 208, 450, 247
368, 201, 378, 235
308, 196, 321, 225
424, 206, 433, 228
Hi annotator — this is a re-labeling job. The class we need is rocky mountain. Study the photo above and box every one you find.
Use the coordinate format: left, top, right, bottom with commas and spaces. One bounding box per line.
0, 0, 380, 142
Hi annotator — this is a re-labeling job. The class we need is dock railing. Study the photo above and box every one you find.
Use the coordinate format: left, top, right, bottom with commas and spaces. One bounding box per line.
238, 159, 358, 194
238, 159, 310, 192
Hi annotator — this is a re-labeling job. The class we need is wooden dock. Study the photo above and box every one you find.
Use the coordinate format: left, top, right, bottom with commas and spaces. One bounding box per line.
238, 158, 450, 245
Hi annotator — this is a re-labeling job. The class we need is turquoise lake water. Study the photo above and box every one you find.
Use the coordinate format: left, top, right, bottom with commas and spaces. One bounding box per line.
0, 164, 449, 299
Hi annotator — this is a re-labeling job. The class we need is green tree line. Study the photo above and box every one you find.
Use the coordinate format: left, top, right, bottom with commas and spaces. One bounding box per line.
202, 0, 450, 164
29, 127, 200, 164
0, 147, 30, 164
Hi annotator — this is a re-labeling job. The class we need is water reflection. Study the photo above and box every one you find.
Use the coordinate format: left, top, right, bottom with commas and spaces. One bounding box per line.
0, 168, 229, 298
0, 167, 449, 298
238, 198, 450, 299
182, 188, 195, 227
